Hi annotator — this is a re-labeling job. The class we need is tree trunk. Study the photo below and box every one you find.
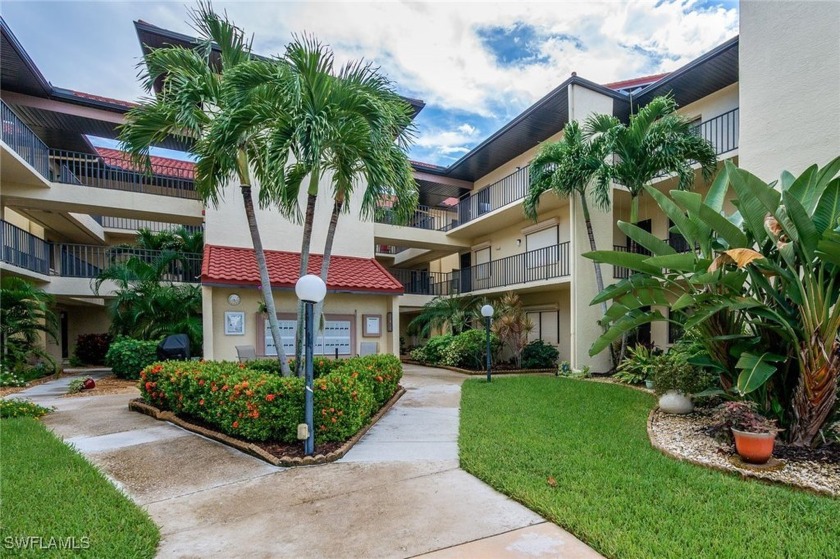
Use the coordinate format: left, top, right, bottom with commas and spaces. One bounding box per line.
312, 196, 344, 337
630, 194, 640, 225
579, 193, 615, 369
294, 170, 320, 376
240, 184, 291, 376
790, 337, 839, 446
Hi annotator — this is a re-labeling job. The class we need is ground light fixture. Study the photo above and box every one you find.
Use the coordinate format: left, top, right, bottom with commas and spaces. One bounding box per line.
480, 304, 494, 382
295, 274, 327, 455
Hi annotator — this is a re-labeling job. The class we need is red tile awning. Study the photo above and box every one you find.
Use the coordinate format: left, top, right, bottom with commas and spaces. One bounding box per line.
201, 245, 404, 294
94, 147, 195, 180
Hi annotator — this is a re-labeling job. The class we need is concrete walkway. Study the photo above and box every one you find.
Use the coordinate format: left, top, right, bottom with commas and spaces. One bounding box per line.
10, 365, 602, 559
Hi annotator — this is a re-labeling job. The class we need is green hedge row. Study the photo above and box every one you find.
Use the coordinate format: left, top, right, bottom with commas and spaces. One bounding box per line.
138, 354, 402, 443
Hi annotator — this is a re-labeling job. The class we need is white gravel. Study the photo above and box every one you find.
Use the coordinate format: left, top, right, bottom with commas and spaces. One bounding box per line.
648, 408, 840, 497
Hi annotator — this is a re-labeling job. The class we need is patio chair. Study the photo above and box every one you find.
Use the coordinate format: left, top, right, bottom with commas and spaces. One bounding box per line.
235, 345, 257, 363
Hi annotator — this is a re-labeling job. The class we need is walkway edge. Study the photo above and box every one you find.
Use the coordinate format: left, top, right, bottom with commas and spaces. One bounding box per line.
128, 386, 406, 467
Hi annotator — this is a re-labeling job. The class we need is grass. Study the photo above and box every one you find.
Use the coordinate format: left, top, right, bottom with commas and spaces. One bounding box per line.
460, 376, 840, 559
0, 418, 159, 558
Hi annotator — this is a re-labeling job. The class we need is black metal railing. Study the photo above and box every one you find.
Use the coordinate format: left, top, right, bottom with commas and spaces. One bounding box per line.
452, 165, 529, 227
1, 100, 50, 178
612, 236, 695, 278
96, 216, 203, 234
692, 107, 739, 156
375, 204, 457, 232
1, 220, 50, 275
49, 149, 199, 200
375, 245, 407, 255
53, 244, 202, 282
389, 268, 454, 296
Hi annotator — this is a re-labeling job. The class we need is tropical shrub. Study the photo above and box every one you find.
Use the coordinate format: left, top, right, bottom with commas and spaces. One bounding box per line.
651, 350, 716, 397
410, 334, 454, 365
0, 276, 58, 374
707, 401, 780, 443
442, 329, 501, 370
614, 345, 660, 384
408, 296, 479, 337
74, 333, 113, 366
247, 357, 342, 378
585, 159, 840, 446
0, 399, 52, 419
138, 357, 400, 443
0, 364, 26, 387
67, 379, 86, 394
492, 292, 533, 368
106, 337, 160, 379
557, 361, 591, 378
521, 340, 560, 369
335, 354, 403, 407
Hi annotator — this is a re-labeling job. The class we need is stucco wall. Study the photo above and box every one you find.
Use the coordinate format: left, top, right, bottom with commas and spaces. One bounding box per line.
204, 172, 375, 258
739, 0, 840, 180
203, 285, 397, 361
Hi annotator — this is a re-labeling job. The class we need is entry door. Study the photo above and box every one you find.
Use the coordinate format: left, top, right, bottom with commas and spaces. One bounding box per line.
459, 252, 472, 293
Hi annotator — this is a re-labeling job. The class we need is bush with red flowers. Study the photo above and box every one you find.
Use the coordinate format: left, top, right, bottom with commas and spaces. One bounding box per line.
138, 355, 403, 443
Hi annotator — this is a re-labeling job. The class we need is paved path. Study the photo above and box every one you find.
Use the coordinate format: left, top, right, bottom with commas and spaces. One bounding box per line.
10, 365, 602, 559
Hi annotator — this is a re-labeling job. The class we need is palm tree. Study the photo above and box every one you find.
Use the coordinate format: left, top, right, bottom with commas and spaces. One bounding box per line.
586, 95, 717, 225
0, 276, 58, 371
118, 3, 291, 374
525, 120, 610, 316
492, 292, 533, 368
408, 295, 480, 338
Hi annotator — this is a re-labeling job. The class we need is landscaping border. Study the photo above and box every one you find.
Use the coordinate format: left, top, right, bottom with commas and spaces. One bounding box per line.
129, 385, 405, 467
403, 360, 554, 376
646, 408, 837, 498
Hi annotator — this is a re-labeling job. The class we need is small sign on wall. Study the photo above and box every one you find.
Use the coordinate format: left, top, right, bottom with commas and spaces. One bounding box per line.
363, 314, 381, 337
224, 311, 245, 336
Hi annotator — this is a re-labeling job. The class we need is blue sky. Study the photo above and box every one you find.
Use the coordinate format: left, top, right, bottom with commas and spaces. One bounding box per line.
1, 1, 738, 166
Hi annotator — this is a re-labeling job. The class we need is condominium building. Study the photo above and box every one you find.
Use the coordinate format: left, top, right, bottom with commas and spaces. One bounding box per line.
2, 1, 837, 370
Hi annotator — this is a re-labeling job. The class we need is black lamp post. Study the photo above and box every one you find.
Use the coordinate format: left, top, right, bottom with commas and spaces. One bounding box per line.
480, 304, 494, 382
295, 274, 327, 456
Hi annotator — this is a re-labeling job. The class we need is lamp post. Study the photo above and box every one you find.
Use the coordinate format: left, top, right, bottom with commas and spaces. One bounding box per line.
295, 274, 327, 456
480, 304, 494, 382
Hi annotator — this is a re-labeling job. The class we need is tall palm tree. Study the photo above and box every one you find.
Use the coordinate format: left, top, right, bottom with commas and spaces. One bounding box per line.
586, 95, 717, 224
525, 120, 609, 315
118, 3, 291, 374
408, 295, 480, 338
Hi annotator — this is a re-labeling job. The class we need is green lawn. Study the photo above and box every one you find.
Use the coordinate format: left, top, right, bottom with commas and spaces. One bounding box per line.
460, 377, 840, 559
0, 418, 159, 558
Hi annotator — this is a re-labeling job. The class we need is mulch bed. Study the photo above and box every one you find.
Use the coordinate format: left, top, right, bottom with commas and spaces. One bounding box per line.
129, 385, 405, 467
64, 376, 138, 398
648, 406, 840, 497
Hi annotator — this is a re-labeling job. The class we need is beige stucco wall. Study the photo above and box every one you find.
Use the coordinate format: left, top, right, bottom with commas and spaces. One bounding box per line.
472, 129, 565, 192
204, 285, 397, 361
204, 173, 374, 258
739, 0, 840, 180
677, 83, 739, 122
464, 204, 571, 262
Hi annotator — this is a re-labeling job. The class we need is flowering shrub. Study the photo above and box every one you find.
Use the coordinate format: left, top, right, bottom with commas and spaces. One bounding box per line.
1, 399, 52, 419
247, 357, 343, 378
74, 333, 113, 365
139, 355, 404, 443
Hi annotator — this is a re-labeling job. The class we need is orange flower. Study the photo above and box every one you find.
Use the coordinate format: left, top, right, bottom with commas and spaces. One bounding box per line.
232, 421, 239, 429
265, 394, 276, 402
199, 399, 205, 406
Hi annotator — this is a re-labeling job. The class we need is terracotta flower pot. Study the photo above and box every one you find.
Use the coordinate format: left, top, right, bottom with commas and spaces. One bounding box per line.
732, 428, 775, 464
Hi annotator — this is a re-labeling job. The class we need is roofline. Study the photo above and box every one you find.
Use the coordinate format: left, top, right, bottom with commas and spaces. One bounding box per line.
444, 74, 628, 175
200, 280, 403, 295
0, 16, 52, 96
633, 35, 739, 100
50, 87, 133, 114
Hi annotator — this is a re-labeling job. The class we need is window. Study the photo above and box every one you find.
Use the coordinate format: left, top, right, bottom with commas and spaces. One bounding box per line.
526, 311, 559, 345
525, 224, 558, 273
474, 246, 491, 288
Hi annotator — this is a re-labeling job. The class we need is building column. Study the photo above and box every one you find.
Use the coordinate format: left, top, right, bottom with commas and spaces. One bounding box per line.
201, 285, 214, 360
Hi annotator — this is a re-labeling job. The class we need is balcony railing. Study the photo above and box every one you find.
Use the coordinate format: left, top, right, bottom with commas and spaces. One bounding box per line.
612, 236, 695, 278
1, 220, 50, 275
375, 204, 457, 232
0, 221, 202, 282
375, 245, 407, 256
452, 165, 530, 228
1, 100, 50, 178
391, 242, 570, 296
693, 107, 739, 156
49, 150, 199, 200
96, 216, 203, 234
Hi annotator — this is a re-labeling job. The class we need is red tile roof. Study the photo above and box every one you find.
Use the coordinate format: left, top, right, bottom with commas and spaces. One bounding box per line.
94, 147, 195, 179
69, 90, 139, 109
201, 245, 404, 294
604, 73, 670, 90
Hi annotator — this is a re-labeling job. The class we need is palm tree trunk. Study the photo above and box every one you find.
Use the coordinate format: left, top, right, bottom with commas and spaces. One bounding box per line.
630, 194, 640, 224
240, 184, 291, 376
312, 196, 344, 345
295, 168, 321, 375
580, 194, 617, 370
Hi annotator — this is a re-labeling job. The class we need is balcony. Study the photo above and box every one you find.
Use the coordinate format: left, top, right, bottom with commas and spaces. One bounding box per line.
375, 204, 457, 232
451, 166, 529, 229
1, 220, 201, 283
1, 100, 50, 178
391, 242, 570, 296
96, 216, 203, 234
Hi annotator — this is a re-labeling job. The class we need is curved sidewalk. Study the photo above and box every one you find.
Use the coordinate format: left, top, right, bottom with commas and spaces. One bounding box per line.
10, 364, 601, 558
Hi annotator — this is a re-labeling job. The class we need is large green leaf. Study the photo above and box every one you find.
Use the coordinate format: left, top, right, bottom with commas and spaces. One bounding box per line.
735, 352, 786, 395
816, 230, 840, 266
813, 179, 840, 235
583, 250, 661, 275
704, 165, 730, 212
589, 275, 662, 305
618, 221, 676, 256
726, 161, 772, 244
644, 185, 699, 243
697, 202, 748, 248
644, 253, 704, 272
589, 308, 665, 356
782, 191, 819, 260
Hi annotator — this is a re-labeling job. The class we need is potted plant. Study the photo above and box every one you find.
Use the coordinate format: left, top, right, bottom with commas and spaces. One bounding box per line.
651, 351, 713, 414
709, 401, 780, 464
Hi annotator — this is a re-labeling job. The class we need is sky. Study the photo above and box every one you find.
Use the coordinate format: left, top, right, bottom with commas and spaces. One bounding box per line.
1, 1, 739, 166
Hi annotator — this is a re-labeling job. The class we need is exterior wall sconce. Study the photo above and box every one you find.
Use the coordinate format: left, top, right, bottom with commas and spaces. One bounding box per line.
516, 239, 521, 247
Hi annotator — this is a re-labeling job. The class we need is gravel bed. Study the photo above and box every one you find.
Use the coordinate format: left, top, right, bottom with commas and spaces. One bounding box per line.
649, 407, 840, 497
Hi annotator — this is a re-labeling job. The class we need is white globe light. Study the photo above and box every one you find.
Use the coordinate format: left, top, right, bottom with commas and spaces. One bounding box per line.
481, 304, 494, 318
295, 274, 327, 303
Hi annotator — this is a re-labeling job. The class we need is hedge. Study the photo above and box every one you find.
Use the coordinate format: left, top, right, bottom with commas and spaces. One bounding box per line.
247, 357, 343, 378
106, 338, 160, 379
138, 354, 403, 443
